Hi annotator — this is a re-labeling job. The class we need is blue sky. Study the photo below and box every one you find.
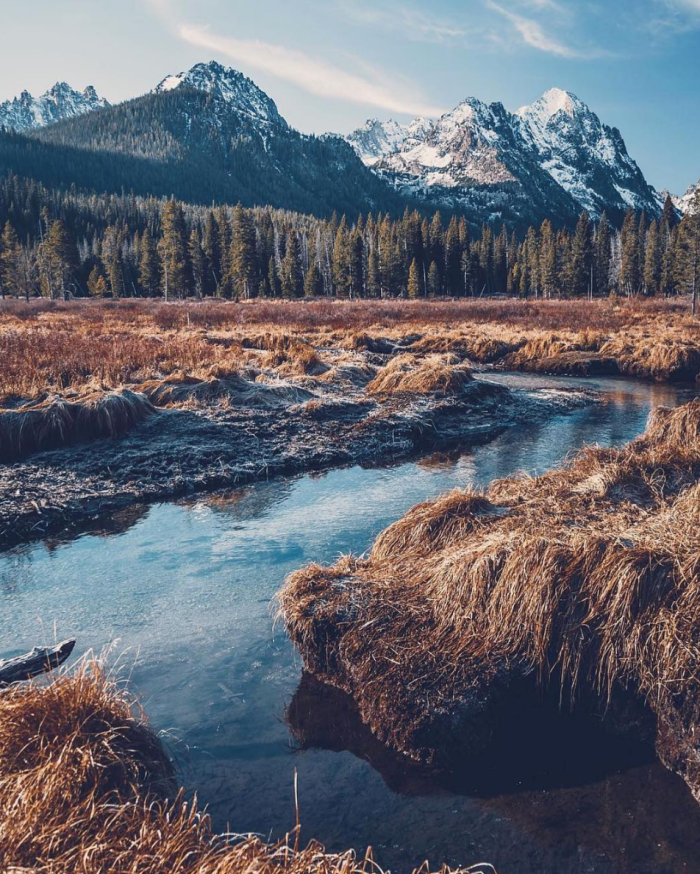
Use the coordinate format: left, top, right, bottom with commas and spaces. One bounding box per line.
1, 0, 699, 193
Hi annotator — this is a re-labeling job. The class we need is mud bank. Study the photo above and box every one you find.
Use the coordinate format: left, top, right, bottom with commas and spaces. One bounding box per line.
280, 400, 700, 805
0, 331, 594, 552
0, 368, 588, 553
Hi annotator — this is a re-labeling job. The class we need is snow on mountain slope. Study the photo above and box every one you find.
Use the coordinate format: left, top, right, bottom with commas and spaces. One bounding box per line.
515, 88, 658, 217
347, 87, 661, 222
379, 99, 518, 188
674, 180, 699, 214
348, 117, 432, 166
0, 83, 109, 132
154, 61, 285, 129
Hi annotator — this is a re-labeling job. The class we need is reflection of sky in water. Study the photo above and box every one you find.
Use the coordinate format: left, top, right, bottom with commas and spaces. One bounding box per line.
2, 373, 700, 874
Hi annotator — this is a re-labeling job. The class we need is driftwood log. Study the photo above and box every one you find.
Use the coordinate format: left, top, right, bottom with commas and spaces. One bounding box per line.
0, 639, 76, 687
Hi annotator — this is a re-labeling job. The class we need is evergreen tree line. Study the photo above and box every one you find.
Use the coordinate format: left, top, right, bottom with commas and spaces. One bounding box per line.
1, 173, 699, 305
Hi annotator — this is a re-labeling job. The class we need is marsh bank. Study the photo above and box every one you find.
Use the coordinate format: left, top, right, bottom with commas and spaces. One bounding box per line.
3, 373, 700, 874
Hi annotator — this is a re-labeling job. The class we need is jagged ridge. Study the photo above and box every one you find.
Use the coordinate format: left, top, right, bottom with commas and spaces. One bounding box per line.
348, 87, 662, 223
0, 82, 109, 133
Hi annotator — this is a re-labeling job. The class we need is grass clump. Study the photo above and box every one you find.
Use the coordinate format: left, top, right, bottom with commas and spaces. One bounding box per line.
279, 400, 700, 797
0, 389, 154, 462
0, 665, 490, 874
367, 356, 474, 397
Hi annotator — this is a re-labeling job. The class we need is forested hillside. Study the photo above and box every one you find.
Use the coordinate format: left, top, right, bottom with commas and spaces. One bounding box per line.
0, 86, 408, 219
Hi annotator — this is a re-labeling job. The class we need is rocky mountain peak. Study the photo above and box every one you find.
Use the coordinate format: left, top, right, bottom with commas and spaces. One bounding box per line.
154, 60, 285, 128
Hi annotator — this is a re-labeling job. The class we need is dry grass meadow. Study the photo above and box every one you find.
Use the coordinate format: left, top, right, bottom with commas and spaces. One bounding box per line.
1, 297, 699, 405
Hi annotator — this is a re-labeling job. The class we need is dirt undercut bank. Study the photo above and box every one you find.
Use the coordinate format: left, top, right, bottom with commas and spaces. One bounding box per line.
279, 400, 700, 803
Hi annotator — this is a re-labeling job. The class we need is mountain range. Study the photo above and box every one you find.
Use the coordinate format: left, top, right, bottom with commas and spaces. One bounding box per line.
347, 87, 668, 223
0, 82, 109, 132
0, 61, 696, 227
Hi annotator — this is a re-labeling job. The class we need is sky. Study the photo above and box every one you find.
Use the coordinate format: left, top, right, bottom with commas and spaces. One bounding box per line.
1, 0, 699, 194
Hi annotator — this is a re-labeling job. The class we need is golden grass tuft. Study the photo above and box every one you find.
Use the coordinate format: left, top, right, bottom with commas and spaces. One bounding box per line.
599, 332, 700, 381
0, 666, 490, 874
0, 389, 154, 462
408, 332, 521, 363
140, 373, 314, 410
279, 400, 700, 786
245, 332, 327, 376
367, 356, 474, 397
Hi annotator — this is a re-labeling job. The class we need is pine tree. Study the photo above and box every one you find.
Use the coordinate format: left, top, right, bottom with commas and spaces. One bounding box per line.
138, 228, 159, 296
594, 213, 612, 295
230, 203, 257, 299
87, 265, 107, 298
571, 211, 593, 298
0, 221, 22, 299
662, 194, 680, 232
661, 227, 679, 296
217, 207, 233, 298
160, 200, 189, 300
429, 212, 444, 281
643, 219, 662, 296
268, 256, 281, 298
189, 228, 206, 299
619, 209, 640, 296
41, 219, 78, 299
202, 211, 221, 295
366, 247, 380, 298
281, 231, 303, 299
539, 220, 557, 299
427, 261, 441, 297
525, 227, 540, 298
349, 226, 364, 298
444, 216, 462, 296
407, 259, 421, 299
304, 258, 323, 298
479, 226, 494, 295
332, 219, 351, 297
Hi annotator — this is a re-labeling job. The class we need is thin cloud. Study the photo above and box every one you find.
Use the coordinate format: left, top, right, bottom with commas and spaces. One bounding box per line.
487, 1, 599, 57
644, 0, 700, 36
338, 2, 471, 44
143, 0, 444, 117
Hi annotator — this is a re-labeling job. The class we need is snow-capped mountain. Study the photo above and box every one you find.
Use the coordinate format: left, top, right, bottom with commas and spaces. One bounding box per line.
154, 61, 285, 129
0, 83, 109, 132
347, 87, 660, 222
348, 117, 432, 167
674, 180, 699, 214
515, 88, 657, 216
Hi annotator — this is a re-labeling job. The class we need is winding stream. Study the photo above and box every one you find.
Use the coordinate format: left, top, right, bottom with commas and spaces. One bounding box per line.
3, 373, 700, 874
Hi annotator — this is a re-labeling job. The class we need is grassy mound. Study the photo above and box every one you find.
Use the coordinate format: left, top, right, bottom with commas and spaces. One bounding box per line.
0, 389, 154, 462
0, 667, 487, 874
408, 332, 520, 363
367, 356, 475, 396
280, 400, 700, 797
141, 373, 313, 409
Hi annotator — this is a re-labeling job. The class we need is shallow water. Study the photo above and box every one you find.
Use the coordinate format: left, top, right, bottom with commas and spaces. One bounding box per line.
3, 373, 700, 874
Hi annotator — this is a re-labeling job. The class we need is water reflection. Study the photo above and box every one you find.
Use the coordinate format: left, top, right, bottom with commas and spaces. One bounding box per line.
2, 373, 700, 874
